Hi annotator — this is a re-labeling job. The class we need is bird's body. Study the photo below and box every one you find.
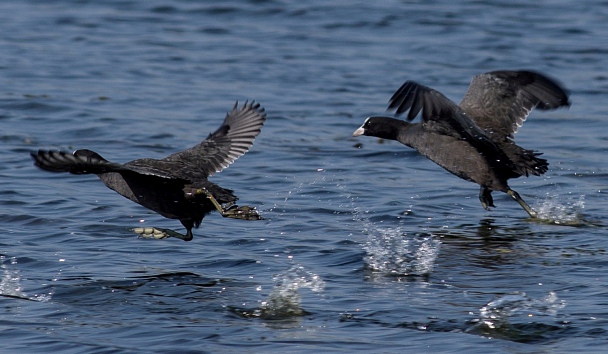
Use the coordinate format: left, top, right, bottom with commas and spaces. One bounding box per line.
354, 70, 570, 217
399, 124, 509, 189
32, 101, 266, 241
90, 154, 237, 231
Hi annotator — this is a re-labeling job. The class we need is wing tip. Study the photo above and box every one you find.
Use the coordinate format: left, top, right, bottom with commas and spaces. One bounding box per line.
386, 80, 455, 122
488, 69, 571, 110
205, 100, 267, 176
231, 99, 266, 113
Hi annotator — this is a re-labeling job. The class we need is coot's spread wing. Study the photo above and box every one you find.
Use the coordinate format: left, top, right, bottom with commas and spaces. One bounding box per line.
164, 101, 266, 177
388, 81, 496, 145
387, 81, 520, 172
459, 70, 570, 138
32, 101, 266, 183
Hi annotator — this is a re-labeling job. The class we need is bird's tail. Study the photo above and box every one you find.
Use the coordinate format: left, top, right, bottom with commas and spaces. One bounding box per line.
507, 145, 548, 177
31, 149, 117, 174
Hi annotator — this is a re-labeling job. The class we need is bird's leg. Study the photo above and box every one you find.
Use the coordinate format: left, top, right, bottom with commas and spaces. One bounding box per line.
196, 188, 225, 214
507, 189, 538, 218
196, 188, 263, 220
174, 219, 195, 241
479, 187, 495, 210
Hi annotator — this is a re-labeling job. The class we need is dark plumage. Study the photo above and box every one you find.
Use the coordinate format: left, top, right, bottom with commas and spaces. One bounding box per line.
353, 70, 570, 217
32, 101, 266, 241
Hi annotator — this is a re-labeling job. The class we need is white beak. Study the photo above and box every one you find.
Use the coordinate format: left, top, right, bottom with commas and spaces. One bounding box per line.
353, 126, 365, 137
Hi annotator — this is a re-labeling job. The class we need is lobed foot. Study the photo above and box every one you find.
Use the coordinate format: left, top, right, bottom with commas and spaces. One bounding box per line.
196, 188, 263, 220
133, 227, 190, 240
222, 204, 263, 220
479, 187, 496, 211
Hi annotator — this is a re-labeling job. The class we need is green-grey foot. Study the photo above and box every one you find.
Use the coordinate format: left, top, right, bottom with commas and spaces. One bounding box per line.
222, 204, 263, 220
133, 227, 188, 240
194, 188, 262, 220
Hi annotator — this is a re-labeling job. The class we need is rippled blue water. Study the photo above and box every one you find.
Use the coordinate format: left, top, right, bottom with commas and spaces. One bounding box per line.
2, 0, 607, 352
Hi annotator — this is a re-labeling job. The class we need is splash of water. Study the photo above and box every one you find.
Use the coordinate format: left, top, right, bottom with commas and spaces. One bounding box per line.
257, 264, 325, 319
535, 193, 585, 225
362, 226, 440, 276
477, 291, 566, 330
1, 256, 52, 302
0, 256, 23, 297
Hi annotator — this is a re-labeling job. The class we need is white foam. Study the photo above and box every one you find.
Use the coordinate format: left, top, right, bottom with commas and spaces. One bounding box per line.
535, 193, 585, 225
478, 291, 566, 329
257, 264, 325, 319
362, 225, 440, 276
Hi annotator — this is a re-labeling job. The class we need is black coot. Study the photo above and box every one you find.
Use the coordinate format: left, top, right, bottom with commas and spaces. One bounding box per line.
32, 101, 266, 241
353, 70, 570, 217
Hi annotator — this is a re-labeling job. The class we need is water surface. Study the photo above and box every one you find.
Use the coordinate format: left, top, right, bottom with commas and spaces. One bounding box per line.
1, 0, 607, 352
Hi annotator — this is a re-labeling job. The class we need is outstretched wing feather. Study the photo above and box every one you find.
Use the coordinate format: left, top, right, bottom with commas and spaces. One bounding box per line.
164, 101, 266, 177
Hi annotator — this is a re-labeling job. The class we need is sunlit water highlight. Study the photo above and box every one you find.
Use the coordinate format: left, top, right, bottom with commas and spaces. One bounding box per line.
1, 256, 52, 302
